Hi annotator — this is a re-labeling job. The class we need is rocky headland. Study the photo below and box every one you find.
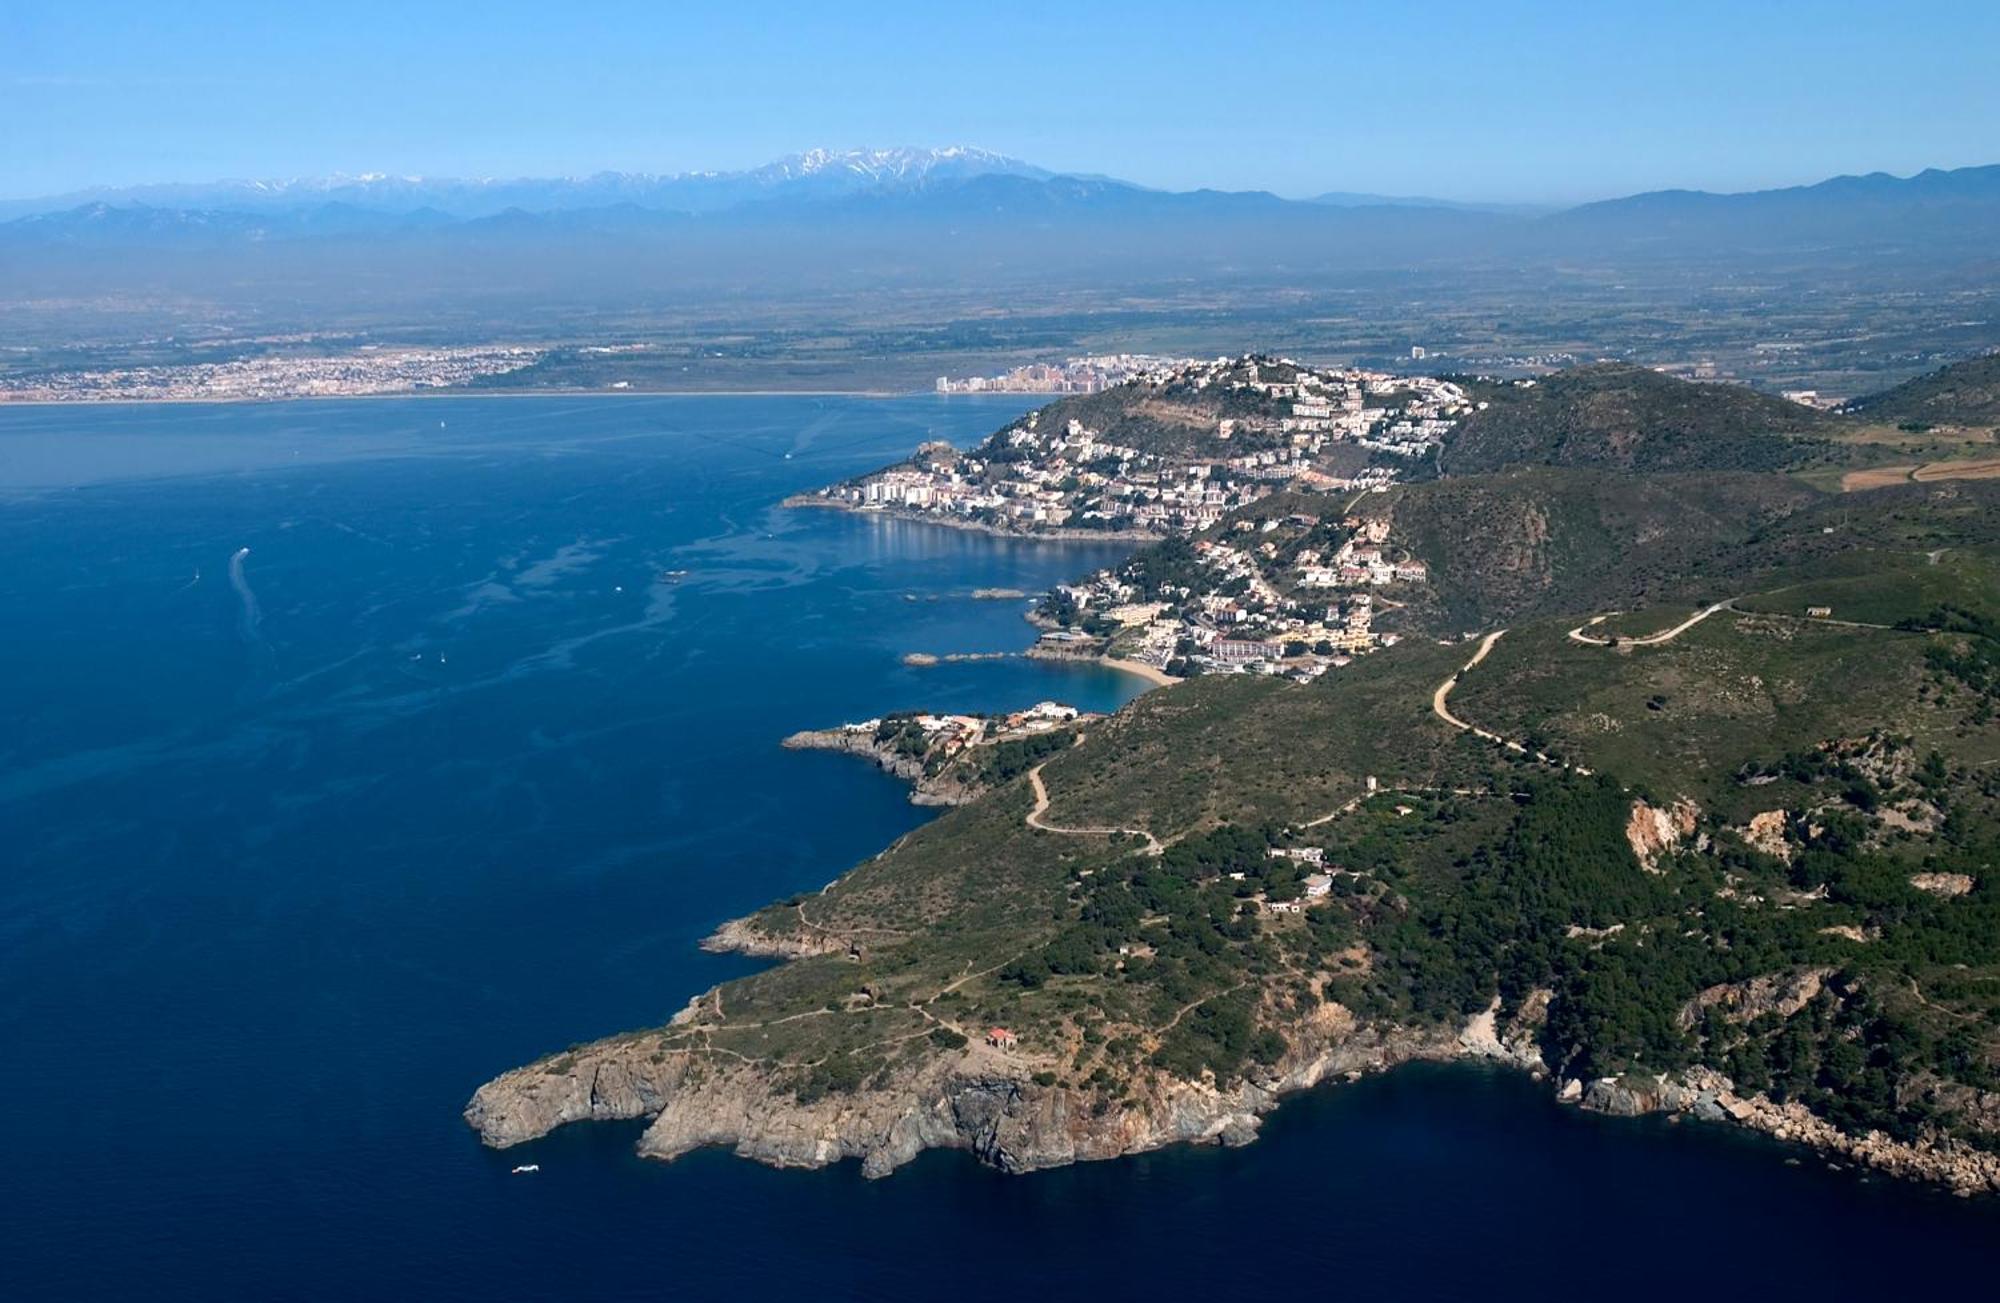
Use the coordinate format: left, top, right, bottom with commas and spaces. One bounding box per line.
466, 950, 2000, 1195
465, 984, 1514, 1178
470, 389, 2000, 1203
781, 726, 979, 806
781, 705, 1099, 807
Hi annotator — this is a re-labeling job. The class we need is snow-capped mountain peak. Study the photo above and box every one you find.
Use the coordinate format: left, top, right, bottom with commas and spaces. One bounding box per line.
0, 148, 1058, 221
753, 146, 1046, 185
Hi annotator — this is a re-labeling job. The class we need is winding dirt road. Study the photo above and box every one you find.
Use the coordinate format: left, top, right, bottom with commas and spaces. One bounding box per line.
1431, 629, 1591, 775
1567, 600, 1733, 647
1431, 629, 1509, 735
1025, 760, 1164, 854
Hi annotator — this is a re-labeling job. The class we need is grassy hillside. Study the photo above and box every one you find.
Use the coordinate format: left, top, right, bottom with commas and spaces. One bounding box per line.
654, 483, 2000, 1161
1382, 469, 1819, 629
1847, 352, 2000, 428
1444, 364, 1834, 474
1390, 473, 2000, 632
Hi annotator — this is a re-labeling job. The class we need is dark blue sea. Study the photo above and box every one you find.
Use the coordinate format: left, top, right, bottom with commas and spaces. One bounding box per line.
1, 395, 1993, 1300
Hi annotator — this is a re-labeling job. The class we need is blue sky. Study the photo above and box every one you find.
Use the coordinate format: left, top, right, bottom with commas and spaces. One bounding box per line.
5, 0, 1997, 203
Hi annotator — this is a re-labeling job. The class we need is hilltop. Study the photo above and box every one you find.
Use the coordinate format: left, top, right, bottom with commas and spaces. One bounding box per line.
469, 451, 2000, 1192
812, 359, 1898, 553
1847, 352, 2000, 429
1441, 364, 1834, 475
1379, 469, 1820, 630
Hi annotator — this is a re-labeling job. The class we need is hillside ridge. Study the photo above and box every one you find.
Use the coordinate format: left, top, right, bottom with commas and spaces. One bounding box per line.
469, 447, 2000, 1192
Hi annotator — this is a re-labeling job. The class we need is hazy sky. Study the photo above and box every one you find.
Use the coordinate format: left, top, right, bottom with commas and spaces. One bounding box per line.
5, 0, 1997, 203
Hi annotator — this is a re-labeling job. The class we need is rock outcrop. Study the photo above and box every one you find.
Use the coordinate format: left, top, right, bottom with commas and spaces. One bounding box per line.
1625, 797, 1700, 871
1576, 1067, 2000, 1197
467, 1012, 1478, 1180
782, 729, 973, 805
467, 971, 2000, 1197
1740, 809, 1793, 862
1456, 993, 1551, 1072
700, 917, 849, 960
1678, 967, 1834, 1029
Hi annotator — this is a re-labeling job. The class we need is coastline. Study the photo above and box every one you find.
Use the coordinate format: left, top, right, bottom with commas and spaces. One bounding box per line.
465, 989, 1492, 1179
783, 494, 1164, 544
798, 484, 1176, 711
901, 646, 1179, 691
462, 423, 1998, 1202
0, 386, 920, 409
466, 951, 2000, 1195
1098, 655, 1181, 687
780, 727, 978, 807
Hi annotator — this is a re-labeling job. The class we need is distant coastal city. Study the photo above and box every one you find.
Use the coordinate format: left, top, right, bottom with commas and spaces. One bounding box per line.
933, 354, 1195, 395
0, 339, 1876, 406
0, 345, 542, 402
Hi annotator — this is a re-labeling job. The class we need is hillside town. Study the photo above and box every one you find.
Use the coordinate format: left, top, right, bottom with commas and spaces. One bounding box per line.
809, 356, 1470, 536
800, 356, 1460, 681
1032, 501, 1429, 681
933, 353, 1195, 394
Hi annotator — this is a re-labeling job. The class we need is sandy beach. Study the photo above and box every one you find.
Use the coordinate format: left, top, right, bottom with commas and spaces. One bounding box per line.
1098, 656, 1181, 687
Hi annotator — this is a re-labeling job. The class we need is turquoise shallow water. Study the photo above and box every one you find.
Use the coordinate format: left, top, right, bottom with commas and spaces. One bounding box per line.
1, 395, 1994, 1300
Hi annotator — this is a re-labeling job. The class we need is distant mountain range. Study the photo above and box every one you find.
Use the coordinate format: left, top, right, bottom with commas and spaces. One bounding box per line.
7, 147, 1997, 238
4, 149, 1997, 319
0, 147, 1054, 222
1547, 164, 2000, 251
1310, 191, 1556, 217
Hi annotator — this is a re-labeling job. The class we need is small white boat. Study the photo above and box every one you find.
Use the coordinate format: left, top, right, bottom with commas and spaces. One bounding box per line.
511, 1164, 540, 1174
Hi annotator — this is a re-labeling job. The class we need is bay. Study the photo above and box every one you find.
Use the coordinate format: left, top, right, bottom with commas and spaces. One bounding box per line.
0, 395, 1992, 1300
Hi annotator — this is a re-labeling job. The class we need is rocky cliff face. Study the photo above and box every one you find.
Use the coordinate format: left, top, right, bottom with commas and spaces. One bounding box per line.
699, 916, 849, 960
466, 1008, 1496, 1179
466, 964, 2000, 1196
781, 729, 983, 806
1624, 797, 1700, 871
1577, 1067, 2000, 1197
783, 729, 933, 793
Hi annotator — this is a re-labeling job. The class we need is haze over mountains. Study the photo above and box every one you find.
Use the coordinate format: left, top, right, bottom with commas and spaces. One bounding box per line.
5, 146, 1997, 397
0, 147, 1057, 222
5, 147, 1998, 262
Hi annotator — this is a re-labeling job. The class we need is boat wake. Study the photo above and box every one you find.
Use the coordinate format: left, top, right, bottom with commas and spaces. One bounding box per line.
228, 548, 262, 641
229, 547, 275, 680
